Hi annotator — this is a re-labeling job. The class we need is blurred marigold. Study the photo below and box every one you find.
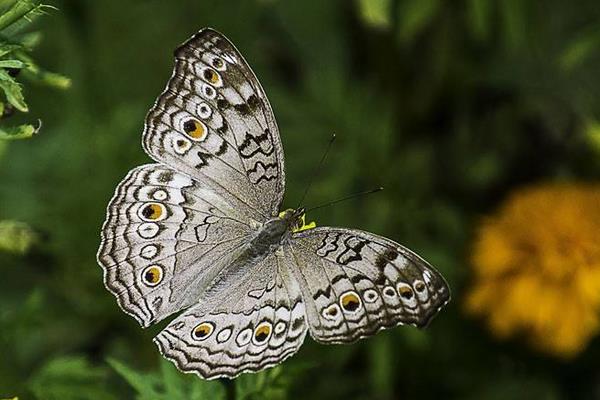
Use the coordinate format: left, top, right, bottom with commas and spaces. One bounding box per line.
465, 183, 600, 358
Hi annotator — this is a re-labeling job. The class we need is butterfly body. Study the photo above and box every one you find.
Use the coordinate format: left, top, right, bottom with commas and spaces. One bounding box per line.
98, 28, 450, 379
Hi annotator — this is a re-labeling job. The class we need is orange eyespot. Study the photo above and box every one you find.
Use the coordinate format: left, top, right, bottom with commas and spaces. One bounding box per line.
142, 265, 163, 286
140, 203, 164, 221
183, 119, 207, 140
192, 322, 214, 340
340, 291, 361, 313
253, 322, 272, 344
203, 68, 220, 84
398, 284, 414, 300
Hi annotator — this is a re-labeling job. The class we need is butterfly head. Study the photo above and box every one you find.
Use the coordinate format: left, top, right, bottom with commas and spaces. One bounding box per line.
278, 208, 316, 233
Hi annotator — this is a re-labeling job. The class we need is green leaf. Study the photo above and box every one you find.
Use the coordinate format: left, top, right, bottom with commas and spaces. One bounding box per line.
0, 43, 21, 57
356, 0, 391, 29
0, 220, 37, 252
0, 59, 25, 68
29, 356, 118, 400
22, 67, 71, 88
108, 357, 226, 400
0, 121, 38, 140
0, 68, 27, 111
467, 0, 491, 41
107, 358, 158, 399
0, 1, 50, 34
396, 0, 441, 44
560, 29, 600, 71
499, 0, 525, 50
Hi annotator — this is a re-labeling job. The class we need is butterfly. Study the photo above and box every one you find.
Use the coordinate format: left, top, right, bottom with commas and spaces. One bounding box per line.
97, 28, 450, 380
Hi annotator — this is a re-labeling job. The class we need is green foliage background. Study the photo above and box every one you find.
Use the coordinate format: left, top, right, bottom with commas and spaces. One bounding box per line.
1, 0, 600, 398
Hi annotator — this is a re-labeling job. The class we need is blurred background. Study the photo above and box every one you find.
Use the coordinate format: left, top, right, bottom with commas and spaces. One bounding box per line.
1, 0, 600, 399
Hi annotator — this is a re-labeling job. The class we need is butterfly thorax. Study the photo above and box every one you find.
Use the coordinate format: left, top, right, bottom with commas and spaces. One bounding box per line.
248, 208, 304, 256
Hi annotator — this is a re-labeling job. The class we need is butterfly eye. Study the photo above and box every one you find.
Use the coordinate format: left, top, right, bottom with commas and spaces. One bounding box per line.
253, 322, 272, 345
138, 202, 167, 221
192, 322, 214, 340
141, 265, 163, 286
182, 119, 208, 141
339, 291, 362, 313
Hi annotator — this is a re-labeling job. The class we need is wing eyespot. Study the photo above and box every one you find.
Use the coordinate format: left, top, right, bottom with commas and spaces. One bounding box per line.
322, 304, 341, 320
236, 328, 253, 346
201, 67, 222, 86
141, 265, 164, 287
363, 289, 379, 303
211, 56, 226, 71
173, 136, 192, 154
137, 222, 160, 239
252, 321, 272, 345
383, 286, 397, 298
216, 327, 232, 343
339, 291, 362, 313
202, 84, 217, 99
182, 119, 208, 141
197, 102, 212, 119
397, 284, 414, 300
151, 189, 168, 201
414, 280, 426, 293
138, 202, 167, 222
192, 322, 215, 341
140, 244, 159, 259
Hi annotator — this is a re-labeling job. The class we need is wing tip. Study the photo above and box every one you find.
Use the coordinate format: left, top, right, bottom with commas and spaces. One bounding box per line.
174, 26, 228, 58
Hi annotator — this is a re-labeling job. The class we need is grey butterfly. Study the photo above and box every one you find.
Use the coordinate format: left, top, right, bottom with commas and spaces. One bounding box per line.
98, 28, 450, 380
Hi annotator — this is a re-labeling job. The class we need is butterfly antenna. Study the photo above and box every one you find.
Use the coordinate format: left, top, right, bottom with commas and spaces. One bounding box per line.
296, 133, 336, 209
305, 187, 384, 213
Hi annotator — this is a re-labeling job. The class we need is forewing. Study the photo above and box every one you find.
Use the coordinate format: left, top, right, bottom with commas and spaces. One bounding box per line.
285, 227, 450, 344
98, 164, 254, 327
154, 252, 308, 379
143, 28, 285, 221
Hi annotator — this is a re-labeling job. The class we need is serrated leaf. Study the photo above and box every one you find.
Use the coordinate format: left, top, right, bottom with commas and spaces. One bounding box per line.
0, 68, 26, 111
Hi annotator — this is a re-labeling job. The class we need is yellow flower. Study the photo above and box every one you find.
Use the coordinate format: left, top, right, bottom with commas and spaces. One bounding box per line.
465, 183, 600, 358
